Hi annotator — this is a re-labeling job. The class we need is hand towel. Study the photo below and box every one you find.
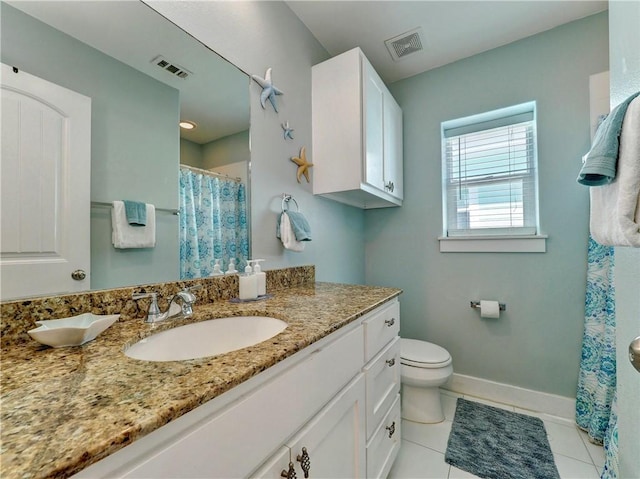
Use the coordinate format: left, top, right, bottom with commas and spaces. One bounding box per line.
279, 212, 305, 252
112, 201, 156, 249
578, 91, 640, 186
286, 211, 312, 241
590, 96, 640, 247
123, 200, 147, 226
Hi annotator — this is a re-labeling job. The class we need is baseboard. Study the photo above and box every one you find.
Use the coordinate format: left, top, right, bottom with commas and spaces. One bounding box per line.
442, 373, 576, 420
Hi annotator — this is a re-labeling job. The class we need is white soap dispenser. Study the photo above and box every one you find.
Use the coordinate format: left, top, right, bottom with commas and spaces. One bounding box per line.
210, 259, 223, 276
239, 260, 258, 300
253, 259, 266, 296
225, 258, 237, 274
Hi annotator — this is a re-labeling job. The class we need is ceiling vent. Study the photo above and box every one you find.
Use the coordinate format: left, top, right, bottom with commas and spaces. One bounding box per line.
151, 55, 192, 79
384, 27, 425, 61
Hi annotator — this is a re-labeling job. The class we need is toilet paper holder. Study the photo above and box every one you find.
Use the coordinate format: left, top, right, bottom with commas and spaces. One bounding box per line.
470, 301, 506, 311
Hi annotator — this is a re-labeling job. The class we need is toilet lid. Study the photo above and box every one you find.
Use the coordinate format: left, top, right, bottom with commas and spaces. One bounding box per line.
401, 338, 451, 366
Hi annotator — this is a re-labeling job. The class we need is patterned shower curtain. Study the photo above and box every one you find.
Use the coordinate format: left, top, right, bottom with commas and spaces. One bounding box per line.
575, 236, 617, 472
179, 167, 249, 279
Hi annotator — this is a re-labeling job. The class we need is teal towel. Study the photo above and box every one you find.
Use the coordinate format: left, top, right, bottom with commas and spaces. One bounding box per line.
123, 200, 147, 226
287, 211, 312, 241
578, 91, 640, 186
276, 211, 312, 241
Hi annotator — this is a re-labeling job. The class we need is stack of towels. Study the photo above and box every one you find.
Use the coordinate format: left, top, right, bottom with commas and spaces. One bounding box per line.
112, 200, 156, 249
578, 92, 640, 247
277, 210, 312, 251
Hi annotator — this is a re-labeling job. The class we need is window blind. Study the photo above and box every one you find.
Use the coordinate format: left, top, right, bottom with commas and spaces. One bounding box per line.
443, 106, 538, 237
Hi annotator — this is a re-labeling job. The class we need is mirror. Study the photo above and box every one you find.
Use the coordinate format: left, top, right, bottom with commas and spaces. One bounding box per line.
0, 0, 250, 298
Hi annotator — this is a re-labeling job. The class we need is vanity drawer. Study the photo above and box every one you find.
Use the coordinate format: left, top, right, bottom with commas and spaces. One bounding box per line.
366, 394, 401, 479
363, 299, 399, 362
364, 336, 400, 439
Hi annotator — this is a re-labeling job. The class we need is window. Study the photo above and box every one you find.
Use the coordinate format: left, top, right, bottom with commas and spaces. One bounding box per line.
440, 102, 545, 252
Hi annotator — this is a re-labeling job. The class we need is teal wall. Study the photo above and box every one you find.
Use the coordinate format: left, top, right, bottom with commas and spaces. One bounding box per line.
1, 4, 180, 290
365, 13, 609, 397
202, 130, 250, 169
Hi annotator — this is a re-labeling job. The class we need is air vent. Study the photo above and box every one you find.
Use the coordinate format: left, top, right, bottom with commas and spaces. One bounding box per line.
151, 55, 192, 79
384, 27, 425, 61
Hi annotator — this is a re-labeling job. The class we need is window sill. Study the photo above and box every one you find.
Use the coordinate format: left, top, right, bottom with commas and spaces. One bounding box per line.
438, 235, 547, 253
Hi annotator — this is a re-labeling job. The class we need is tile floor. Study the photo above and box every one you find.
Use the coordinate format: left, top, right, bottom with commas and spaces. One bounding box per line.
388, 391, 604, 479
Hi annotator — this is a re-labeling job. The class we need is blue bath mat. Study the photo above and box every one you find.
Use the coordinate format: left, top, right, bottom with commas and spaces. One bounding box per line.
445, 398, 560, 479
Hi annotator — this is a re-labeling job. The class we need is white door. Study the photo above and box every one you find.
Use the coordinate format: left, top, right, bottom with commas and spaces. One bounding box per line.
383, 93, 403, 200
1, 63, 91, 300
364, 60, 385, 192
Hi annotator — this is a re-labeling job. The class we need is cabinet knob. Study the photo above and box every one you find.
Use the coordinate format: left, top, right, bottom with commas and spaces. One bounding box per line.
71, 269, 86, 281
385, 181, 395, 192
384, 318, 396, 327
386, 358, 396, 367
386, 421, 396, 438
297, 447, 311, 478
281, 462, 297, 479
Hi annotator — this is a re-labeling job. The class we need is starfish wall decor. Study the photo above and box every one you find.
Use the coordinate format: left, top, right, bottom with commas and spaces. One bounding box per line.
251, 68, 283, 112
291, 147, 313, 183
281, 121, 294, 140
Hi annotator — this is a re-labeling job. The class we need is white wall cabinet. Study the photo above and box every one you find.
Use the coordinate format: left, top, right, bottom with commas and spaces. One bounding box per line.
312, 47, 403, 209
75, 299, 400, 479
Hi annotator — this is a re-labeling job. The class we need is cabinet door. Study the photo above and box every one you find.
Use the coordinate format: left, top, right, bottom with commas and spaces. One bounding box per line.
383, 94, 403, 200
363, 61, 385, 192
288, 374, 366, 479
254, 374, 366, 479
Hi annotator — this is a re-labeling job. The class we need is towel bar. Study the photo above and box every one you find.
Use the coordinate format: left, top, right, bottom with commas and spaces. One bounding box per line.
91, 201, 179, 215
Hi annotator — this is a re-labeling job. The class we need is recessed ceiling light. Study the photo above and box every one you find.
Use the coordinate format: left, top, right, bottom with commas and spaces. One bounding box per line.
179, 120, 197, 130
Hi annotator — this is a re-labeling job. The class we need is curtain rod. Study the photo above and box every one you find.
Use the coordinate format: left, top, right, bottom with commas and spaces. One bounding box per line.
90, 201, 179, 215
180, 164, 242, 183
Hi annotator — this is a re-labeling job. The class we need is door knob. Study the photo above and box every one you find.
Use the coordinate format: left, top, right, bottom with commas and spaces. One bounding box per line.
71, 269, 86, 281
629, 336, 640, 373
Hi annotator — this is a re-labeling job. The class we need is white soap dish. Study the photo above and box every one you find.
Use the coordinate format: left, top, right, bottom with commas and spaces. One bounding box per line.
28, 313, 119, 348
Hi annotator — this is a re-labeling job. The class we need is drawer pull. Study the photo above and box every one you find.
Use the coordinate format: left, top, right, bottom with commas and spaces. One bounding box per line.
384, 318, 396, 327
386, 421, 396, 438
386, 358, 396, 367
297, 447, 311, 478
281, 462, 297, 479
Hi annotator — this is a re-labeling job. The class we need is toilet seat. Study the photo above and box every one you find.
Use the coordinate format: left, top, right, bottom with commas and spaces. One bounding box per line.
401, 338, 452, 369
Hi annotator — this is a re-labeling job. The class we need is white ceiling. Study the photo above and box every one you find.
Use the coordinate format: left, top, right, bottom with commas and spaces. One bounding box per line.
286, 1, 608, 84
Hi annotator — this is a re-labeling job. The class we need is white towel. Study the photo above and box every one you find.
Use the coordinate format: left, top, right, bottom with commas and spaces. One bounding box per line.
590, 96, 640, 247
111, 201, 156, 249
280, 212, 305, 252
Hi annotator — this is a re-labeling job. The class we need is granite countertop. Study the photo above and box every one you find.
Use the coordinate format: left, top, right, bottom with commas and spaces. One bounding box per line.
1, 282, 401, 479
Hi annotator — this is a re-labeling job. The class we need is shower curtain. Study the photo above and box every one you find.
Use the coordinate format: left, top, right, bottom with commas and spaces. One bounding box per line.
575, 236, 617, 474
179, 167, 249, 279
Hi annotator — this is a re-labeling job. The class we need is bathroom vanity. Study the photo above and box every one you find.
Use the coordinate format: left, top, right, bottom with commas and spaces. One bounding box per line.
0, 278, 401, 479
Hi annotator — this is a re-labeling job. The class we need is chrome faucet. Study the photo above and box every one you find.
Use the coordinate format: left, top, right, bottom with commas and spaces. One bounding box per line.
132, 285, 201, 323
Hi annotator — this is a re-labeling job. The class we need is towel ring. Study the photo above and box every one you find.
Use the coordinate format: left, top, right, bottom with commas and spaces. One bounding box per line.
281, 194, 299, 212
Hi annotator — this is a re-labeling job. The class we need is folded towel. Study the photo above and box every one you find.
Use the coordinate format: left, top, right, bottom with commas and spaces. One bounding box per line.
578, 91, 640, 186
112, 201, 156, 249
279, 212, 305, 251
590, 96, 640, 247
287, 211, 312, 241
123, 200, 147, 226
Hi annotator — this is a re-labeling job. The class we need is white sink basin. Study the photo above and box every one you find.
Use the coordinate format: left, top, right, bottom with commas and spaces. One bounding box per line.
125, 316, 287, 361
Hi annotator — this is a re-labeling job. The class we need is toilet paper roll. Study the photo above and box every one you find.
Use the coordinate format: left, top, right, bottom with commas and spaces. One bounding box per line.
480, 300, 500, 319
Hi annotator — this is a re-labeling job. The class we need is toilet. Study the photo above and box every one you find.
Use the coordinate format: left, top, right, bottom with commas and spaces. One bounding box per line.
400, 338, 453, 424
